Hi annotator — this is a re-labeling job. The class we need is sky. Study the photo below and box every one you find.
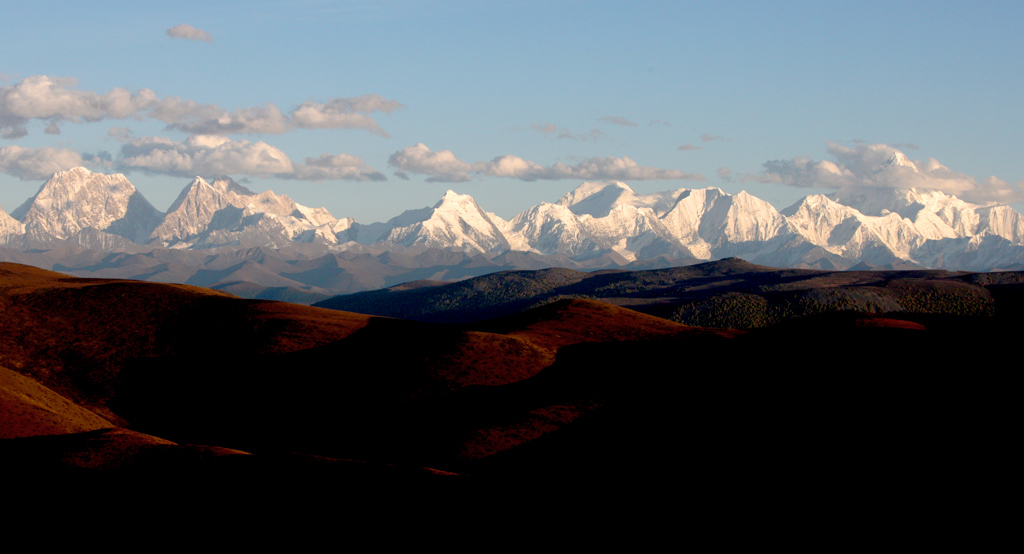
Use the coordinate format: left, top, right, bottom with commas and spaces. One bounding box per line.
1, 0, 1022, 224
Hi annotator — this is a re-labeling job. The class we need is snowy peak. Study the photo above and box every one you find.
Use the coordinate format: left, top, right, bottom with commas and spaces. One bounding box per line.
557, 181, 637, 217
12, 166, 162, 243
165, 176, 214, 214
4, 170, 1024, 272
884, 150, 918, 172
210, 176, 256, 196
153, 176, 240, 244
373, 189, 530, 253
434, 189, 482, 212
153, 174, 337, 246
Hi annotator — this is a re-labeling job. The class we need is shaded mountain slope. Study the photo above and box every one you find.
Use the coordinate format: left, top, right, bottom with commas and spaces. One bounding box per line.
1, 262, 1014, 501
0, 265, 742, 480
316, 257, 1019, 328
0, 263, 374, 417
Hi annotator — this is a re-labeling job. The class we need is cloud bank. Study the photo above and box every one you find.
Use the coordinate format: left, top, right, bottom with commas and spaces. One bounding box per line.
0, 75, 401, 138
759, 142, 1022, 204
119, 135, 384, 181
388, 143, 704, 183
388, 143, 475, 182
0, 145, 84, 180
167, 24, 213, 43
0, 76, 157, 138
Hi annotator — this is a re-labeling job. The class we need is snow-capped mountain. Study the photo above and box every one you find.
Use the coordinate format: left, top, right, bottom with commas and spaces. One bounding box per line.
512, 182, 795, 263
4, 165, 1024, 277
151, 175, 343, 248
11, 167, 163, 245
364, 189, 533, 254
885, 150, 918, 171
0, 206, 24, 241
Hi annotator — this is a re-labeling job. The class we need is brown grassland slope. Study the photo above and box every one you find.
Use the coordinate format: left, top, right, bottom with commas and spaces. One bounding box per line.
1, 262, 727, 483
0, 262, 374, 419
0, 261, 1013, 506
0, 365, 113, 439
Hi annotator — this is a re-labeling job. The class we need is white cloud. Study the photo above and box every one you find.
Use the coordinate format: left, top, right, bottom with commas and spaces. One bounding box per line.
0, 75, 401, 137
760, 156, 855, 189
167, 24, 213, 43
388, 143, 475, 182
0, 75, 157, 138
678, 144, 701, 151
701, 134, 726, 142
120, 135, 295, 177
117, 134, 381, 181
759, 142, 1021, 204
291, 95, 401, 136
0, 145, 84, 180
291, 153, 386, 181
388, 143, 704, 183
167, 103, 291, 135
482, 155, 702, 181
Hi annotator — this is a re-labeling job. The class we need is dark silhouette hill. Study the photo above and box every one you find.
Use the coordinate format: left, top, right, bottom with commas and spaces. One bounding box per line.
0, 261, 1014, 508
315, 257, 1023, 328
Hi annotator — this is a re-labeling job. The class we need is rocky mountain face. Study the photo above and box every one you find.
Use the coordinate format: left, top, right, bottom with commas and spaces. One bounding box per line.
9, 167, 163, 247
3, 163, 1024, 298
365, 189, 533, 253
0, 206, 23, 239
151, 175, 346, 249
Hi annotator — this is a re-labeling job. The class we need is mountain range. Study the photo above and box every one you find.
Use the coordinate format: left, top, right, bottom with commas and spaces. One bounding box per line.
3, 152, 1024, 299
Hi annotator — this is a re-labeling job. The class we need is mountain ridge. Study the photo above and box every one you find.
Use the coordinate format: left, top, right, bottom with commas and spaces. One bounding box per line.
4, 156, 1024, 298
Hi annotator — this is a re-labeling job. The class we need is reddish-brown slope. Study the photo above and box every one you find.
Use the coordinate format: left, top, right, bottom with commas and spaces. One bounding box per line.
0, 262, 375, 415
418, 298, 739, 388
493, 298, 740, 352
0, 264, 748, 479
0, 365, 113, 439
437, 299, 743, 463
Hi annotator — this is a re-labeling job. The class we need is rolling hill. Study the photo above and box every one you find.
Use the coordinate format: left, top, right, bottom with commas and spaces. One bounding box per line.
0, 261, 1013, 509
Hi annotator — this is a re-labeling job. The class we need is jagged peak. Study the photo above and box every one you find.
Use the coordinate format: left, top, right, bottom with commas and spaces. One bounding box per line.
187, 175, 211, 188
557, 181, 639, 217
558, 181, 635, 206
45, 166, 132, 187
52, 166, 94, 178
780, 193, 848, 217
210, 175, 256, 196
433, 189, 481, 211
883, 150, 918, 172
15, 168, 139, 219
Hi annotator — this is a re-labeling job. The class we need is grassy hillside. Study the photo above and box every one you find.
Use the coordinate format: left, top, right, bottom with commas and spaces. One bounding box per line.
316, 257, 1018, 329
0, 261, 1014, 506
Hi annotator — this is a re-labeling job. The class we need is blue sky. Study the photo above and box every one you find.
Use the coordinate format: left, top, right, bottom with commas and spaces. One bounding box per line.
2, 0, 1022, 223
